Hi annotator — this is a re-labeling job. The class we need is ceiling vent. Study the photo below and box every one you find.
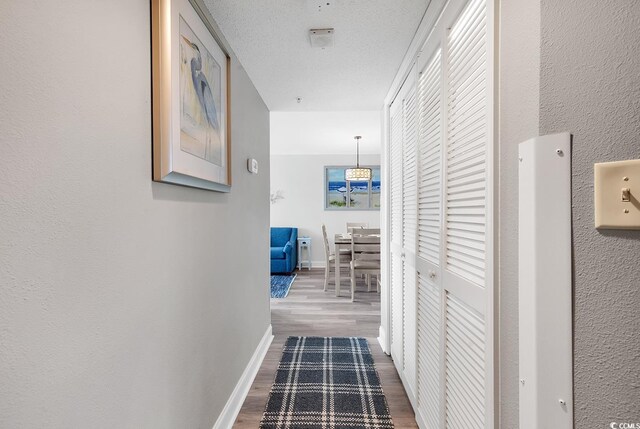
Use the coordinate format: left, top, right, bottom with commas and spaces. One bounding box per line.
309, 28, 334, 48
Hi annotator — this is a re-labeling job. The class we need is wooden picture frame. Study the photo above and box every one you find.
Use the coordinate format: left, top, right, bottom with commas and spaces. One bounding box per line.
152, 0, 231, 192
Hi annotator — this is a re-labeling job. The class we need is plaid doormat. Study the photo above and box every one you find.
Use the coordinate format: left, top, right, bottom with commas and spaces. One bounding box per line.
259, 336, 394, 429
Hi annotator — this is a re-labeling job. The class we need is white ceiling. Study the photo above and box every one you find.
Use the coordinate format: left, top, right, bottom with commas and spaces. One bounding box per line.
270, 111, 381, 155
204, 0, 430, 111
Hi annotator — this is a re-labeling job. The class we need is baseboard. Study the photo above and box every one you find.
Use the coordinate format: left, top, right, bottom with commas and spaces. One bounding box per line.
296, 260, 326, 269
377, 325, 389, 355
212, 324, 273, 429
295, 260, 365, 269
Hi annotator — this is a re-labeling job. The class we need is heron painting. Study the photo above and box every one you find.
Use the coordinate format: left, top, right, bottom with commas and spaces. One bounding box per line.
179, 17, 223, 166
152, 0, 231, 192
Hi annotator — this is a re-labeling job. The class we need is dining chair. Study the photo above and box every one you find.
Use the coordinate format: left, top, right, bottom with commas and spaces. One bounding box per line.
347, 224, 371, 284
346, 222, 368, 233
351, 228, 381, 283
321, 224, 351, 292
349, 235, 381, 302
355, 228, 380, 236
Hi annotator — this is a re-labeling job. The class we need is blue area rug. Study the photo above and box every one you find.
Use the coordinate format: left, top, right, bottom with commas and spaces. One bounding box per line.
270, 274, 297, 298
259, 337, 394, 428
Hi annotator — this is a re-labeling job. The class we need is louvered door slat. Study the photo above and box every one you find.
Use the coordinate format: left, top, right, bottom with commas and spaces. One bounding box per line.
446, 161, 485, 181
447, 142, 485, 167
418, 49, 442, 265
447, 205, 485, 216
447, 237, 485, 254
446, 177, 485, 194
447, 222, 485, 236
415, 47, 443, 429
447, 191, 486, 206
448, 34, 486, 88
448, 2, 485, 61
448, 95, 485, 128
391, 252, 404, 368
390, 106, 403, 246
446, 257, 484, 284
447, 128, 485, 154
447, 157, 485, 177
443, 0, 489, 426
448, 95, 486, 132
417, 273, 441, 429
449, 68, 486, 107
447, 369, 484, 424
445, 179, 485, 196
403, 89, 418, 252
446, 323, 486, 373
445, 293, 486, 429
448, 0, 485, 50
449, 23, 485, 70
403, 82, 419, 394
390, 100, 403, 362
449, 109, 485, 143
403, 260, 416, 385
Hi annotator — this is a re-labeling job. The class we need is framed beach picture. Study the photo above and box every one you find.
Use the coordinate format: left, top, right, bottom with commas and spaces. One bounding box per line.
325, 166, 381, 210
152, 0, 231, 192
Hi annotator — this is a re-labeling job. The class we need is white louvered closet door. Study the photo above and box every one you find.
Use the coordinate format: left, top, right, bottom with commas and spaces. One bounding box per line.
389, 96, 404, 371
389, 65, 419, 386
401, 71, 419, 398
412, 0, 495, 427
442, 0, 491, 427
416, 46, 443, 429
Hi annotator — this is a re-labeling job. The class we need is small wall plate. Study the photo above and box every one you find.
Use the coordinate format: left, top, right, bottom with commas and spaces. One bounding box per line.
594, 159, 640, 230
309, 29, 334, 48
247, 158, 258, 174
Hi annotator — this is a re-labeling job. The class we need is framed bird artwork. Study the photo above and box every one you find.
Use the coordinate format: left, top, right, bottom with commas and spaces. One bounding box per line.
151, 0, 231, 192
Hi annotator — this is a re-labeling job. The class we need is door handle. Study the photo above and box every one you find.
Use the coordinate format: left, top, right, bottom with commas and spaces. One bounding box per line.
428, 270, 436, 279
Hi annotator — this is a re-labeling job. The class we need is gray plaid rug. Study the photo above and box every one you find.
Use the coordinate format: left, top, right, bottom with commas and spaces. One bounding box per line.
259, 336, 394, 429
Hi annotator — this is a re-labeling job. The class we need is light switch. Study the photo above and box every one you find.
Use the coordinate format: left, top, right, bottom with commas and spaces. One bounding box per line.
247, 158, 258, 174
594, 159, 640, 230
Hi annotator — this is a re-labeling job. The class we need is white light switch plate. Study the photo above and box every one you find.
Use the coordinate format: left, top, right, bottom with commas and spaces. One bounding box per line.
247, 158, 258, 174
594, 159, 640, 230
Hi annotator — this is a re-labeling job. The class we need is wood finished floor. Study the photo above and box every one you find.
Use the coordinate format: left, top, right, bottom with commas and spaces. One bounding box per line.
233, 268, 418, 428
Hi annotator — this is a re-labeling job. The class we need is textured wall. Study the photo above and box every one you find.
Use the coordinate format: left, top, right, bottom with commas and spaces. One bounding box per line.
540, 0, 640, 425
270, 154, 381, 265
0, 1, 271, 428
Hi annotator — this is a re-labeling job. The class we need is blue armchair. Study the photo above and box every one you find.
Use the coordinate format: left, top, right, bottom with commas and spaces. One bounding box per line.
270, 227, 298, 274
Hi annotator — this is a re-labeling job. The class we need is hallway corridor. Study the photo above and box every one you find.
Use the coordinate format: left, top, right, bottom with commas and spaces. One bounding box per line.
233, 269, 418, 428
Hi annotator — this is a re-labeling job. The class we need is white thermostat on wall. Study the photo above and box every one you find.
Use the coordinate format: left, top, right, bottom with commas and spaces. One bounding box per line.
247, 158, 259, 174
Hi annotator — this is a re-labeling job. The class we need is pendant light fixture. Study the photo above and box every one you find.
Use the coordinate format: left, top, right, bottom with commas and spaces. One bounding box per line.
345, 136, 372, 181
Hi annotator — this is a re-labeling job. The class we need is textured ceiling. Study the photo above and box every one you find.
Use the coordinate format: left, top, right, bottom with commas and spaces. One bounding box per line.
203, 0, 430, 111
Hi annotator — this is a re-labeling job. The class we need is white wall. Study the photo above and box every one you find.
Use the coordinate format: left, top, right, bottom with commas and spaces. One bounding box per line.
270, 111, 381, 155
0, 1, 270, 428
271, 154, 381, 266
